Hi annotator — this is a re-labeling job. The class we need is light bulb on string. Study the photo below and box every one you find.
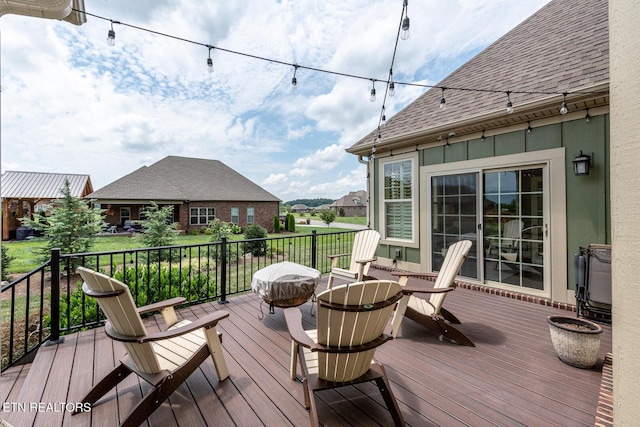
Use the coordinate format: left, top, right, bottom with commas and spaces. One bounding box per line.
370, 80, 376, 102
439, 87, 446, 111
382, 105, 387, 125
291, 64, 299, 91
400, 0, 410, 40
505, 91, 514, 114
207, 46, 214, 73
388, 69, 395, 97
560, 92, 568, 115
107, 21, 117, 46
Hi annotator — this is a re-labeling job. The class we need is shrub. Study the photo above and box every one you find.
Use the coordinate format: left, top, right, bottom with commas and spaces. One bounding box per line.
138, 203, 178, 249
208, 218, 232, 242
287, 214, 296, 232
339, 207, 345, 217
243, 224, 267, 256
1, 245, 15, 281
273, 215, 281, 233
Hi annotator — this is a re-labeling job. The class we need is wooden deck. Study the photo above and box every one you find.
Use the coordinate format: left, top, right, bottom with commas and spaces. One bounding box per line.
1, 272, 612, 427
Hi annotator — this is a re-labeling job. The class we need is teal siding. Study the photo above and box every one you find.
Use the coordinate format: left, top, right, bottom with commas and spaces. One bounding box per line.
372, 115, 610, 292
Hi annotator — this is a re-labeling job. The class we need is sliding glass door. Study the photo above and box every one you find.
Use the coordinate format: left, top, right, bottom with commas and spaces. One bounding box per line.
430, 166, 546, 291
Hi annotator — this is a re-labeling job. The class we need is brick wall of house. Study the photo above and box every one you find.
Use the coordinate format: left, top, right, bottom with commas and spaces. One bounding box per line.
178, 201, 279, 233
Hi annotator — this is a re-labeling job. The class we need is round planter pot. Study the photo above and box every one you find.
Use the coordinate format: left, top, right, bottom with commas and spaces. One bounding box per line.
547, 316, 603, 369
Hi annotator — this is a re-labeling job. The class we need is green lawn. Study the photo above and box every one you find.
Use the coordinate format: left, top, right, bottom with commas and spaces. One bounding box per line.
2, 226, 357, 275
291, 213, 367, 226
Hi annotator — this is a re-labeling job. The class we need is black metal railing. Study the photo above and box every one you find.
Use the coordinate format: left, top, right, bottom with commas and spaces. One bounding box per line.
1, 229, 358, 371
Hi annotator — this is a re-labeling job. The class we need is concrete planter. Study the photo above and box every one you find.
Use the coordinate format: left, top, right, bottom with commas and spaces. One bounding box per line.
547, 316, 603, 368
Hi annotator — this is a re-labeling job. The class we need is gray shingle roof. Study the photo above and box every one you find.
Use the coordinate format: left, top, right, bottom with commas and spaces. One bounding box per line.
1, 171, 93, 199
348, 0, 609, 154
88, 156, 281, 202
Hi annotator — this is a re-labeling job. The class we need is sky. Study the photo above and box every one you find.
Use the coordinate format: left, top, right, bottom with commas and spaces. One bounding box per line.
0, 0, 550, 202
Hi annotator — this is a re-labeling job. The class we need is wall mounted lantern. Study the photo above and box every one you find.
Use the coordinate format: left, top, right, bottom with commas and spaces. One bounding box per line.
573, 151, 592, 176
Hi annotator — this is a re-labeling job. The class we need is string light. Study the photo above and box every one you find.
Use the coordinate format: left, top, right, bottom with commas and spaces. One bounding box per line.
400, 0, 410, 40
439, 87, 446, 111
370, 80, 376, 102
560, 92, 568, 114
291, 64, 299, 90
505, 91, 514, 114
76, 8, 608, 122
481, 130, 486, 142
381, 105, 387, 124
206, 46, 214, 73
107, 21, 117, 46
527, 122, 532, 133
585, 109, 591, 123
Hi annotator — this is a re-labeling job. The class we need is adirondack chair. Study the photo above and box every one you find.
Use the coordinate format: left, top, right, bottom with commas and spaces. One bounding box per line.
390, 240, 474, 346
327, 229, 380, 289
284, 280, 405, 427
73, 267, 230, 427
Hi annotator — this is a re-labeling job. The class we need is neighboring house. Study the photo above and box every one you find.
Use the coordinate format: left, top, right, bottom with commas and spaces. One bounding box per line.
330, 190, 367, 217
1, 171, 94, 240
87, 156, 281, 232
347, 0, 608, 306
290, 204, 310, 213
316, 204, 333, 211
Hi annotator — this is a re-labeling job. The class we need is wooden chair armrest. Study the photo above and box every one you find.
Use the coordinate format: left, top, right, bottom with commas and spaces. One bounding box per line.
105, 310, 229, 343
283, 308, 316, 350
354, 256, 377, 265
390, 271, 437, 280
401, 285, 453, 296
137, 297, 187, 315
327, 253, 351, 259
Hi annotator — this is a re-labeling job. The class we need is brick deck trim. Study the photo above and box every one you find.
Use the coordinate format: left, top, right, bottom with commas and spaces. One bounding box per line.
595, 353, 614, 427
371, 264, 577, 312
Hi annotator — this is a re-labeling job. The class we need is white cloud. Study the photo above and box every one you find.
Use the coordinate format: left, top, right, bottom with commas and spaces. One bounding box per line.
1, 0, 550, 199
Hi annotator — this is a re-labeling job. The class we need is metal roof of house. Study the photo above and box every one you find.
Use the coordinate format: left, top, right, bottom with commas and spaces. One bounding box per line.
87, 156, 281, 203
348, 0, 609, 155
1, 171, 93, 199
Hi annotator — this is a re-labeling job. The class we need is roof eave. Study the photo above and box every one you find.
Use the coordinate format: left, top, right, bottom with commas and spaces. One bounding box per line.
347, 82, 609, 157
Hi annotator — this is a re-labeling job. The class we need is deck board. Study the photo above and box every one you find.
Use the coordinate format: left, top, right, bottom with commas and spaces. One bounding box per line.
2, 274, 612, 427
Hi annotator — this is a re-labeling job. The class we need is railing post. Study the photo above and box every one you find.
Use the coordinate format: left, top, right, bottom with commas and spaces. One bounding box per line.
218, 237, 228, 304
311, 230, 317, 270
45, 248, 64, 346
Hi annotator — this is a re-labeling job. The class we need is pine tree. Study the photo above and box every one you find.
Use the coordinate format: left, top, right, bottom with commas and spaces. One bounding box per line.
22, 179, 105, 260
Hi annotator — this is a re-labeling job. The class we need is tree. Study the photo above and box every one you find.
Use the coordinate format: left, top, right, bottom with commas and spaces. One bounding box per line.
318, 210, 336, 227
273, 215, 281, 233
138, 202, 178, 248
22, 179, 104, 260
287, 214, 296, 232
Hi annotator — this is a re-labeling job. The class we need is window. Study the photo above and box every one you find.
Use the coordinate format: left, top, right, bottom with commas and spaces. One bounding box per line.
120, 207, 131, 224
231, 207, 239, 224
382, 158, 414, 241
190, 207, 215, 225
247, 207, 255, 223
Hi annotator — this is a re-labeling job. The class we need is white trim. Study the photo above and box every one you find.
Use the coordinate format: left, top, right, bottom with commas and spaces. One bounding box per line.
419, 148, 568, 302
378, 152, 419, 248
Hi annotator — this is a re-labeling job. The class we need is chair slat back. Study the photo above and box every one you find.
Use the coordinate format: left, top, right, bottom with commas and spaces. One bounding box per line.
430, 240, 472, 310
348, 229, 381, 276
77, 267, 161, 373
503, 220, 523, 249
315, 280, 401, 382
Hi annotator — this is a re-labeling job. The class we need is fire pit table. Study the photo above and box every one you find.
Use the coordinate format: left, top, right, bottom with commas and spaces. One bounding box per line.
251, 261, 321, 319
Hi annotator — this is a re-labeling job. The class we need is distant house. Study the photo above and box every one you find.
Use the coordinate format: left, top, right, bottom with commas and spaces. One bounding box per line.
330, 190, 367, 217
316, 204, 333, 211
87, 156, 281, 232
1, 171, 93, 240
347, 0, 609, 306
290, 204, 310, 213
